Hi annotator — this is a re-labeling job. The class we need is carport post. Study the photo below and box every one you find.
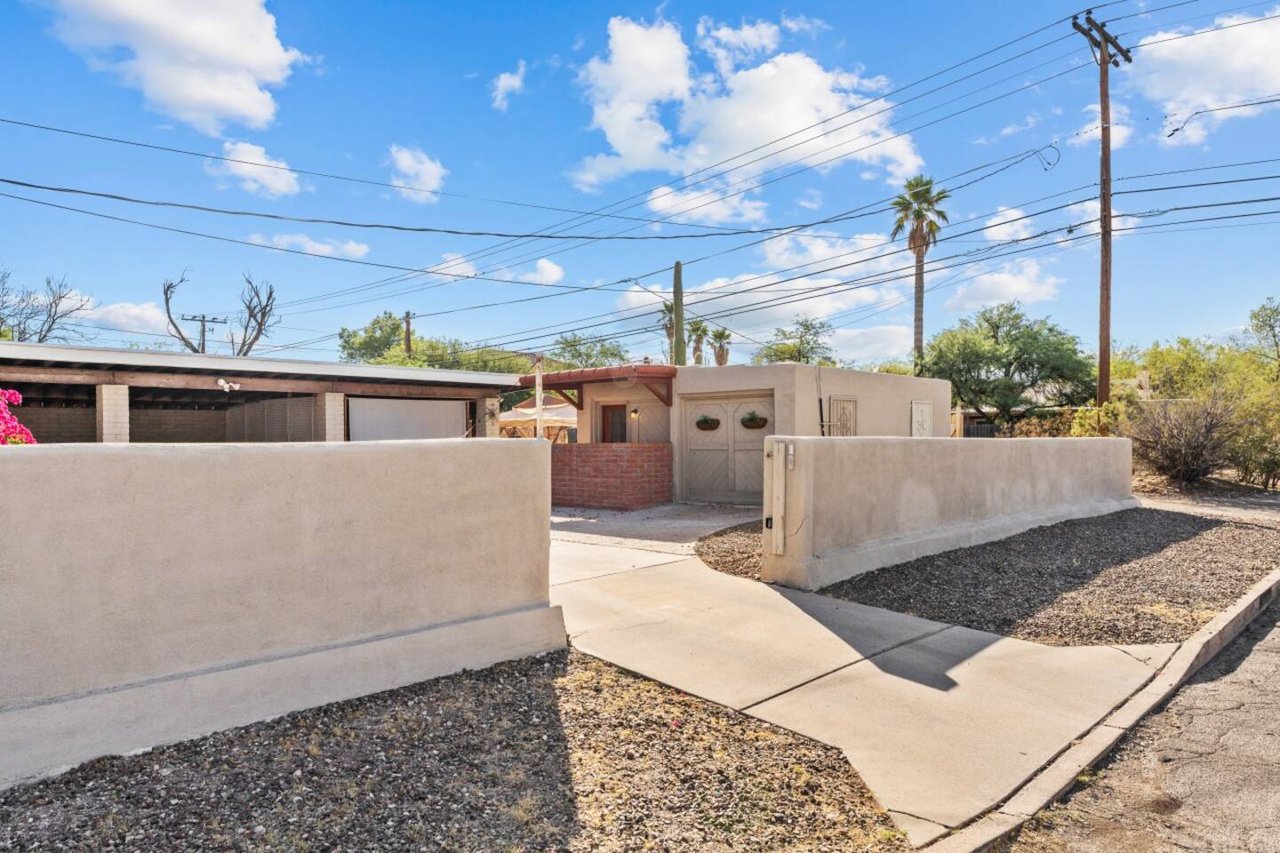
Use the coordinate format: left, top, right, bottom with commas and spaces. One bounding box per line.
95, 384, 129, 443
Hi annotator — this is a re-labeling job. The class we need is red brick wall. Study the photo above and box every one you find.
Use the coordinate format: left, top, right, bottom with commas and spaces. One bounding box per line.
551, 442, 673, 510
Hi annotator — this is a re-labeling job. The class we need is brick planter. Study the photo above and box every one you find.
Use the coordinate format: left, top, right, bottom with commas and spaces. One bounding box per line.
551, 442, 673, 510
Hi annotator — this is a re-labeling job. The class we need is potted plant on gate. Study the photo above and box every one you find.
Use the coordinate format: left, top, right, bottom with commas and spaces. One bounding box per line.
740, 410, 768, 429
695, 414, 720, 431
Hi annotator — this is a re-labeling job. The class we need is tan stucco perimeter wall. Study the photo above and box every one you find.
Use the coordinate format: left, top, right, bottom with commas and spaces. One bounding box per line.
0, 439, 565, 789
762, 436, 1138, 590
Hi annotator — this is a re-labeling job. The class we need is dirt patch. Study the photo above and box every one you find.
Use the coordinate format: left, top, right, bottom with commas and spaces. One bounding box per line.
822, 509, 1280, 646
0, 650, 906, 852
695, 520, 764, 580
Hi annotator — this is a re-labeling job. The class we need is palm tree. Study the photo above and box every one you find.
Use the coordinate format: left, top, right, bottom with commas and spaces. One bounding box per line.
659, 301, 675, 363
710, 327, 732, 366
890, 175, 950, 375
687, 319, 709, 365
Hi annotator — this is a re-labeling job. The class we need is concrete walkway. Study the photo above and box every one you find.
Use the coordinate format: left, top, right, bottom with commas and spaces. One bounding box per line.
549, 510, 1177, 846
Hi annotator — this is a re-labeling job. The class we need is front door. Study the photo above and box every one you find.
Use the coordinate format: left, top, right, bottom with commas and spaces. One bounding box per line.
600, 404, 628, 443
683, 395, 774, 504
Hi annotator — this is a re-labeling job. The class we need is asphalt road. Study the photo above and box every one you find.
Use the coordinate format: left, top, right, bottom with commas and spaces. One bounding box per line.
1007, 603, 1280, 852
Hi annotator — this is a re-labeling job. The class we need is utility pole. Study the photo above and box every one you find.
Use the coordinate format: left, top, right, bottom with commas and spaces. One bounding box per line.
403, 311, 413, 356
1073, 11, 1132, 405
672, 260, 686, 366
179, 314, 228, 354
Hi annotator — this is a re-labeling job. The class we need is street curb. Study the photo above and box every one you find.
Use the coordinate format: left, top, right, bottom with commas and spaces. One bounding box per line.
922, 564, 1280, 853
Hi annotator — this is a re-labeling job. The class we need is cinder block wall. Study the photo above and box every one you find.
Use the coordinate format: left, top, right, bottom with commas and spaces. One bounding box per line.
551, 442, 672, 510
131, 409, 228, 443
1, 440, 565, 789
14, 407, 96, 443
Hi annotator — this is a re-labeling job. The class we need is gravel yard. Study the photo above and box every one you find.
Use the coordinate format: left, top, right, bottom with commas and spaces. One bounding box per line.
0, 651, 905, 852
698, 509, 1280, 647
694, 521, 764, 581
823, 509, 1280, 646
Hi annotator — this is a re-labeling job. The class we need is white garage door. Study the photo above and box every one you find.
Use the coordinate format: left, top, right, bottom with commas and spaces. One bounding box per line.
347, 398, 467, 441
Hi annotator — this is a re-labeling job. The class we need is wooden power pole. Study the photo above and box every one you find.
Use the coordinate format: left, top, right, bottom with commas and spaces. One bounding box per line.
403, 310, 413, 357
672, 261, 686, 366
179, 313, 228, 354
1073, 11, 1132, 405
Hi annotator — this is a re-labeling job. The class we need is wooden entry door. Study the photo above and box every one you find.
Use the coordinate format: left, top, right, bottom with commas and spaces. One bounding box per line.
683, 395, 774, 504
600, 404, 628, 443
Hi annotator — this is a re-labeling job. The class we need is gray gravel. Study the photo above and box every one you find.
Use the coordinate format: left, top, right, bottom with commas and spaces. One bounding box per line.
823, 508, 1280, 646
0, 651, 906, 852
695, 521, 764, 581
1005, 605, 1280, 852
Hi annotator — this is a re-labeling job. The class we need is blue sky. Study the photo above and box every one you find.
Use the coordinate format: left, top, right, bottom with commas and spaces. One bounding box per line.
1, 0, 1277, 365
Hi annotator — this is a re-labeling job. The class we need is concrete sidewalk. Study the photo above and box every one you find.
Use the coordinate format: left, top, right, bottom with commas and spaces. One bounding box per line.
550, 525, 1175, 846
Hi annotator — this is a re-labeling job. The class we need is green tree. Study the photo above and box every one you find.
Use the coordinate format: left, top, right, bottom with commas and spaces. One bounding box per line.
925, 302, 1095, 429
890, 175, 950, 375
687, 319, 709, 366
658, 301, 676, 363
338, 311, 403, 362
549, 333, 629, 368
753, 316, 836, 365
1245, 296, 1280, 381
710, 327, 732, 366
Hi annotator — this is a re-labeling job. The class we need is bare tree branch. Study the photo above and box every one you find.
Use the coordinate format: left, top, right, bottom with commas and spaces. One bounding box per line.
0, 270, 89, 343
162, 274, 202, 353
229, 274, 278, 356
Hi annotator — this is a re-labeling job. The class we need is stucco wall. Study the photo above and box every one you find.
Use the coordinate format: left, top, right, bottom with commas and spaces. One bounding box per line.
762, 436, 1137, 590
0, 440, 565, 789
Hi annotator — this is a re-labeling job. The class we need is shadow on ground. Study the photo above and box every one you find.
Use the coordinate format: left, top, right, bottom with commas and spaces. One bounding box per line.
820, 509, 1280, 646
0, 650, 906, 852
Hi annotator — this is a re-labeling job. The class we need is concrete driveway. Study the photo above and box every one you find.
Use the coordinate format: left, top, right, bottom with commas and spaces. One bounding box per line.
549, 504, 1176, 846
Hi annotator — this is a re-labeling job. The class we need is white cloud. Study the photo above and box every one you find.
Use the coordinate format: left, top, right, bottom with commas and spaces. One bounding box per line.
81, 298, 169, 334
1064, 200, 1139, 238
572, 17, 692, 192
761, 230, 899, 275
780, 14, 830, 36
389, 144, 447, 203
205, 140, 300, 198
516, 258, 565, 285
983, 206, 1034, 242
437, 252, 478, 278
974, 112, 1039, 144
1066, 102, 1133, 149
248, 233, 369, 258
647, 185, 768, 225
797, 188, 823, 210
696, 18, 780, 77
830, 325, 911, 361
1128, 5, 1280, 145
491, 59, 526, 111
47, 0, 306, 135
572, 16, 921, 216
945, 259, 1062, 311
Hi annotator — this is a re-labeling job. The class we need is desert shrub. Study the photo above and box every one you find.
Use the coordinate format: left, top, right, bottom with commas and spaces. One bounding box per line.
1011, 410, 1075, 437
1070, 400, 1129, 437
1227, 386, 1280, 490
1127, 396, 1236, 484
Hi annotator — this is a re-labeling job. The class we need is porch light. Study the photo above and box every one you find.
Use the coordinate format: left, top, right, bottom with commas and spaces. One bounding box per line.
629, 408, 639, 419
